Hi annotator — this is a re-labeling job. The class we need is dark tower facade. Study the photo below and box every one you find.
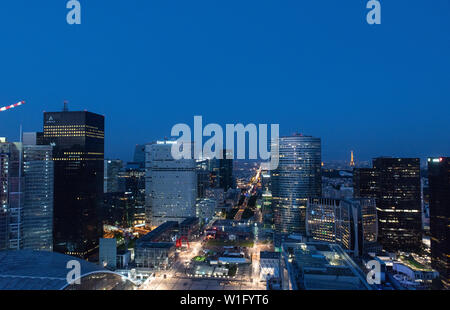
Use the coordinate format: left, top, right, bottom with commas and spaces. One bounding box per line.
428, 157, 450, 289
354, 158, 422, 252
218, 150, 234, 191
43, 109, 104, 258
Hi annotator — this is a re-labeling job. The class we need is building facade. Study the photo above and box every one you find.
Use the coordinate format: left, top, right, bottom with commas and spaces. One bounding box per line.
271, 135, 322, 235
306, 198, 378, 256
145, 141, 197, 227
354, 158, 422, 253
428, 157, 449, 289
22, 144, 54, 251
104, 159, 123, 193
0, 141, 22, 250
0, 140, 54, 252
43, 109, 105, 257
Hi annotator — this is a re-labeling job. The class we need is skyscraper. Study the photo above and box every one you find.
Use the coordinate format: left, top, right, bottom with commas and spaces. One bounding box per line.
354, 157, 422, 252
209, 150, 234, 191
0, 138, 54, 252
104, 159, 123, 193
145, 141, 197, 227
0, 141, 22, 250
22, 144, 54, 251
218, 150, 234, 191
306, 198, 378, 256
270, 134, 321, 235
428, 157, 449, 289
133, 144, 146, 168
43, 108, 105, 258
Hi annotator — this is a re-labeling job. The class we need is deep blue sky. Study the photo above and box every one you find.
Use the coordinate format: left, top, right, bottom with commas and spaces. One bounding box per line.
0, 0, 449, 162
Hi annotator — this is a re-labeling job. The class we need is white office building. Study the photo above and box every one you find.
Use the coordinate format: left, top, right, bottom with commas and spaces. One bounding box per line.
145, 141, 197, 227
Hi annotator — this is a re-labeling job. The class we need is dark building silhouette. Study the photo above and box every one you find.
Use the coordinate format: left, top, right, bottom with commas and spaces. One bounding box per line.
353, 168, 379, 199
428, 157, 449, 289
209, 150, 234, 191
354, 157, 422, 252
43, 108, 104, 258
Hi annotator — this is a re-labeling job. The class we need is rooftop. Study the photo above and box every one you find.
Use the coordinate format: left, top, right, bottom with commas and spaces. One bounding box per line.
282, 242, 371, 290
0, 250, 135, 290
260, 251, 281, 260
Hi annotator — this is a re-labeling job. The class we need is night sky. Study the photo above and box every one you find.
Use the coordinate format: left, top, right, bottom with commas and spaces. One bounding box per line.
0, 0, 449, 162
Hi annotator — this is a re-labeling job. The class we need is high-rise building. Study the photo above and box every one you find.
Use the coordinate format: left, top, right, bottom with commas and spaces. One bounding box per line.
104, 159, 123, 193
0, 138, 54, 252
218, 150, 234, 191
145, 141, 197, 227
209, 150, 234, 191
306, 198, 378, 256
0, 141, 22, 250
353, 168, 379, 199
196, 159, 211, 199
270, 135, 321, 235
43, 108, 104, 258
133, 144, 146, 168
354, 157, 422, 252
428, 157, 449, 289
22, 144, 54, 251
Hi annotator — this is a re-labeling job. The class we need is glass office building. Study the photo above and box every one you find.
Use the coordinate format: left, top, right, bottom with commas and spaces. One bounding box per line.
22, 145, 54, 251
0, 141, 22, 251
354, 158, 421, 252
1, 140, 54, 252
306, 198, 378, 256
271, 135, 321, 235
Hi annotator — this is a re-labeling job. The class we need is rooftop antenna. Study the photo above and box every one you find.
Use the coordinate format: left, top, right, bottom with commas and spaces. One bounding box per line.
63, 100, 69, 112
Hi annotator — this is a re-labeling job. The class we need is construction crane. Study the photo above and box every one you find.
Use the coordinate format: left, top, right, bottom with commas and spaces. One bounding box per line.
0, 101, 25, 112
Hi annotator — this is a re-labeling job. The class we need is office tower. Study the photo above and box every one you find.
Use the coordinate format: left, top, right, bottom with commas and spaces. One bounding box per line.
353, 168, 379, 199
270, 134, 321, 235
354, 158, 422, 252
145, 141, 197, 227
22, 132, 44, 146
209, 150, 234, 191
1, 137, 54, 252
133, 144, 146, 168
0, 141, 22, 250
114, 162, 146, 227
196, 162, 210, 199
218, 150, 234, 191
22, 144, 54, 251
306, 198, 378, 256
104, 159, 123, 193
428, 157, 449, 289
43, 107, 104, 258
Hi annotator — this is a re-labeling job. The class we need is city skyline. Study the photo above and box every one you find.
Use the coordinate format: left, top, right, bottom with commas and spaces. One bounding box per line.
1, 1, 449, 162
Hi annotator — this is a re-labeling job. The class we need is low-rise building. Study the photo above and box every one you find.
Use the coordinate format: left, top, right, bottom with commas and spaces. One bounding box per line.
260, 251, 281, 281
281, 242, 371, 290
